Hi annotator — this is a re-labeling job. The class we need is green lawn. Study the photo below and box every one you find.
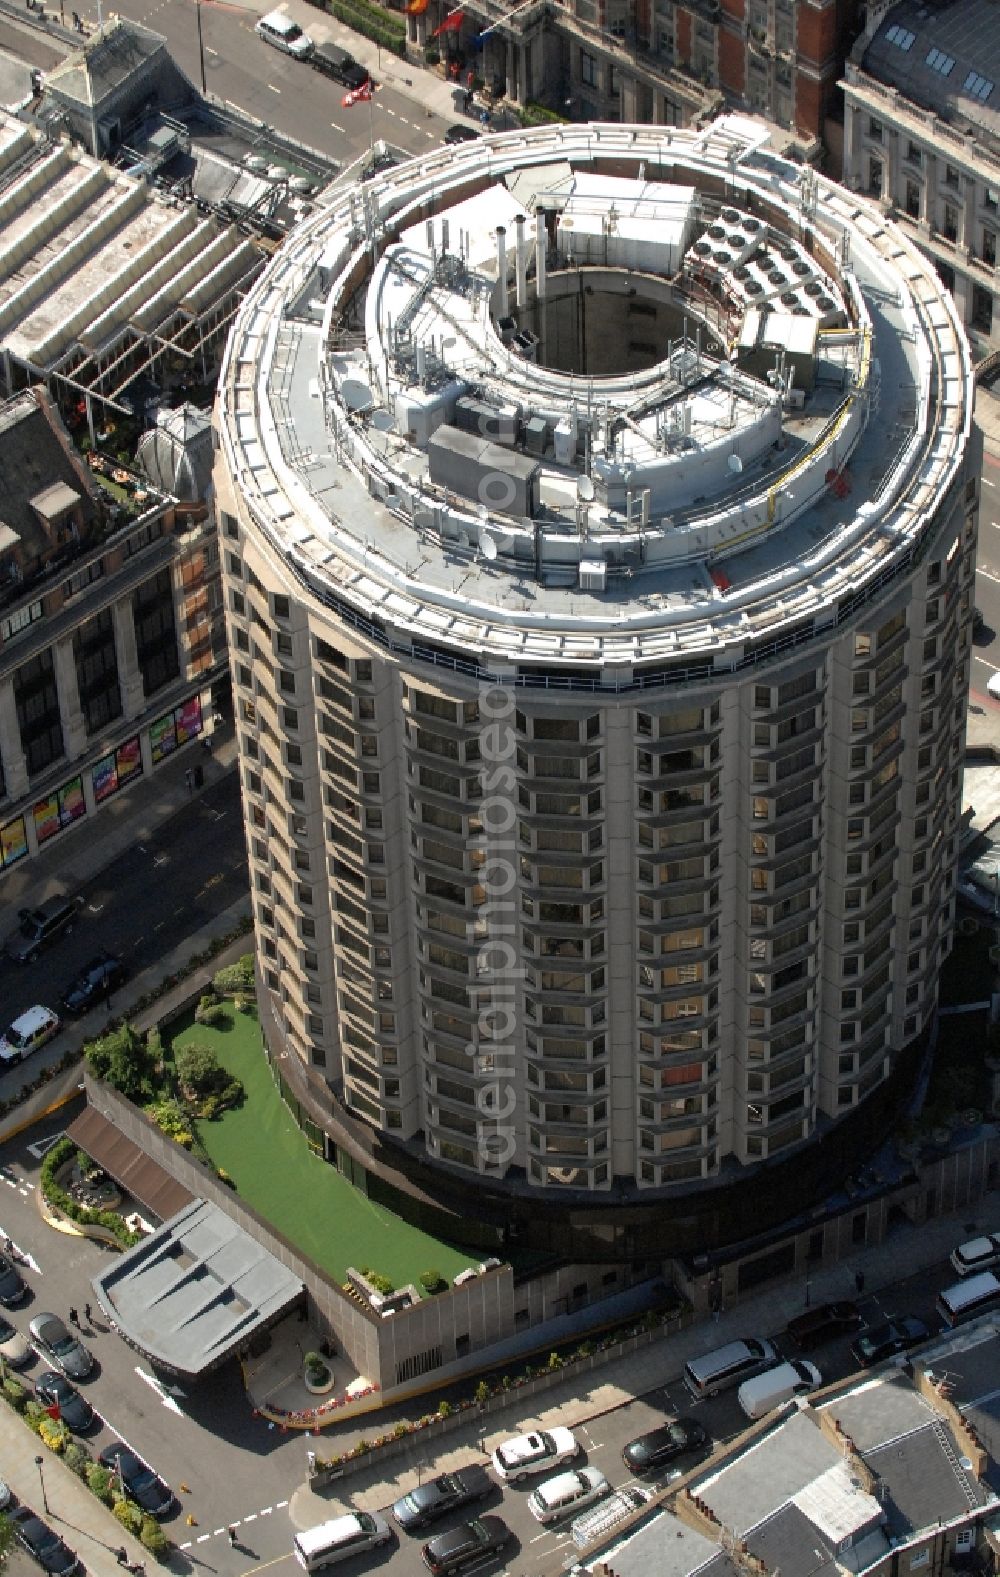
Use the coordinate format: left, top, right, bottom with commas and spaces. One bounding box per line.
168, 1007, 477, 1289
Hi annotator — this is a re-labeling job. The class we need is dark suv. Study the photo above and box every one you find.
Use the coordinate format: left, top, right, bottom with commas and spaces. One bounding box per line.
5, 896, 82, 964
310, 41, 369, 87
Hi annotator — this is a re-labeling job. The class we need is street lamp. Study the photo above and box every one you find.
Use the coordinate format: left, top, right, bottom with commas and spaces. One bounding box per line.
34, 1455, 49, 1514
195, 0, 207, 96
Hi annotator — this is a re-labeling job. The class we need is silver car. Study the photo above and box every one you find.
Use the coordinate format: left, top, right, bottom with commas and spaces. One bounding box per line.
29, 1313, 93, 1380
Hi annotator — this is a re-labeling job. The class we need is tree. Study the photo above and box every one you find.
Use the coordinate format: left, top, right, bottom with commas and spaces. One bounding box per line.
85, 1025, 150, 1100
175, 1042, 227, 1095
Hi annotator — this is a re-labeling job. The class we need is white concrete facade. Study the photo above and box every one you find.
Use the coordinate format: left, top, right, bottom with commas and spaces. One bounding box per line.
214, 117, 977, 1209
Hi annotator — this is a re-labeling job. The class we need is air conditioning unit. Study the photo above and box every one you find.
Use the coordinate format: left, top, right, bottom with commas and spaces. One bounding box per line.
579, 559, 607, 591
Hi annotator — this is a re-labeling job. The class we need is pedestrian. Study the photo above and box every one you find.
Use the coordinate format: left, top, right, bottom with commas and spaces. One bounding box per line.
854, 1270, 865, 1296
116, 1548, 128, 1567
84, 1302, 93, 1326
227, 1527, 238, 1548
68, 1305, 79, 1327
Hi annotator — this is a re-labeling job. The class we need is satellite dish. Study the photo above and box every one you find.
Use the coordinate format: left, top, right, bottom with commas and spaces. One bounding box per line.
479, 528, 498, 561
370, 408, 393, 431
342, 379, 374, 414
728, 453, 743, 474
577, 474, 595, 502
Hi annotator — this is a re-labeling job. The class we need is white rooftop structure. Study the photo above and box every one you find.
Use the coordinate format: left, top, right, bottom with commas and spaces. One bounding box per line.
218, 115, 971, 679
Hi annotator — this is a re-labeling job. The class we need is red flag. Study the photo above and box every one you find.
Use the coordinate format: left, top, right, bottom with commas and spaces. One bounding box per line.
341, 79, 373, 107
46, 1402, 60, 1421
432, 7, 463, 35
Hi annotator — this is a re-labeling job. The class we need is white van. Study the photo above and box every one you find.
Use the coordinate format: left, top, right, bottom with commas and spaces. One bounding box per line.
737, 1358, 822, 1420
683, 1337, 778, 1399
937, 1270, 1000, 1328
292, 1513, 391, 1571
256, 10, 313, 58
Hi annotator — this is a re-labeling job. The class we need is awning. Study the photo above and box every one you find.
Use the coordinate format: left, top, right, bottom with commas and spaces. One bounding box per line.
66, 1107, 195, 1224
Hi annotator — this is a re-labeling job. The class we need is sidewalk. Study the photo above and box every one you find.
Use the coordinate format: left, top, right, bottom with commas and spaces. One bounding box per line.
0, 1401, 149, 1577
0, 717, 240, 944
289, 1200, 989, 1527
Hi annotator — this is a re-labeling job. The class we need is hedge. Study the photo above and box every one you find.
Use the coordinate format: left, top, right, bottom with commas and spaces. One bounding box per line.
331, 0, 407, 55
517, 101, 569, 126
39, 1138, 140, 1249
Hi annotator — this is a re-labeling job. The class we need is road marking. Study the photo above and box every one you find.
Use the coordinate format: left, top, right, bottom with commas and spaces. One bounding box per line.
243, 1513, 258, 1522
206, 45, 218, 55
260, 1506, 274, 1516
973, 653, 997, 669
277, 1501, 289, 1509
268, 83, 281, 93
134, 1365, 183, 1414
978, 568, 1000, 585
986, 479, 997, 488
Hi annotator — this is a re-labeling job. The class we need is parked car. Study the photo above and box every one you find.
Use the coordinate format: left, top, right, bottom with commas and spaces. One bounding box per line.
988, 671, 1000, 701
29, 1314, 93, 1380
570, 1485, 653, 1549
255, 9, 313, 58
0, 1005, 61, 1067
34, 1372, 94, 1433
527, 1467, 609, 1525
310, 41, 368, 86
0, 1252, 26, 1307
492, 1426, 579, 1484
60, 951, 126, 1014
850, 1316, 930, 1368
622, 1418, 708, 1475
737, 1359, 822, 1420
0, 1313, 32, 1366
5, 896, 81, 964
10, 1508, 81, 1576
0, 1477, 11, 1511
393, 1465, 491, 1530
99, 1444, 174, 1517
950, 1233, 1000, 1277
785, 1300, 863, 1351
444, 123, 480, 144
421, 1516, 510, 1574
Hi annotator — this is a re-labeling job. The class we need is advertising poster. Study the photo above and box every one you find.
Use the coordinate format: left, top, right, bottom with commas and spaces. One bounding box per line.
92, 750, 118, 804
0, 816, 27, 869
117, 734, 142, 786
174, 694, 203, 746
58, 776, 86, 828
33, 793, 61, 845
150, 712, 177, 765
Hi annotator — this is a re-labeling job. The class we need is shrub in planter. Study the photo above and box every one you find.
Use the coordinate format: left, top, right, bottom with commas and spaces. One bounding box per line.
419, 1269, 446, 1295
85, 1024, 153, 1101
353, 1439, 370, 1456
140, 1517, 169, 1558
2, 1378, 28, 1412
547, 1351, 563, 1372
392, 1422, 408, 1440
474, 1380, 490, 1406
424, 46, 440, 64
39, 1416, 70, 1453
437, 1400, 452, 1418
113, 1498, 144, 1534
63, 1443, 92, 1477
304, 1352, 330, 1384
87, 1464, 114, 1504
360, 1267, 394, 1296
146, 1027, 163, 1062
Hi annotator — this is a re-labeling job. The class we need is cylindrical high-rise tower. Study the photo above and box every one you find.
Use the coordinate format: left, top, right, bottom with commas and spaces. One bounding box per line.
214, 119, 978, 1257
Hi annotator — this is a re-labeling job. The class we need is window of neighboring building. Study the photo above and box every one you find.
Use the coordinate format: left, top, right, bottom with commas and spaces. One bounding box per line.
925, 47, 955, 76
953, 1530, 975, 1553
943, 204, 958, 241
986, 187, 1000, 212
944, 164, 959, 188
905, 180, 920, 218
580, 49, 596, 86
73, 607, 122, 737
905, 140, 921, 165
937, 261, 956, 291
132, 566, 180, 698
973, 284, 994, 333
868, 116, 883, 141
964, 71, 994, 102
885, 23, 915, 50
984, 229, 997, 267
869, 158, 883, 197
14, 648, 64, 777
0, 600, 43, 644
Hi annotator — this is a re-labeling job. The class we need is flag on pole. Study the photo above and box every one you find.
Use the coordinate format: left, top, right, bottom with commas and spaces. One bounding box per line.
341, 78, 374, 107
45, 1402, 61, 1421
432, 7, 464, 35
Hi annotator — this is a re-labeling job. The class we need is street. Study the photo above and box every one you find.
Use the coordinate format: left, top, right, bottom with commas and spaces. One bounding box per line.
0, 1086, 989, 1577
0, 772, 248, 1096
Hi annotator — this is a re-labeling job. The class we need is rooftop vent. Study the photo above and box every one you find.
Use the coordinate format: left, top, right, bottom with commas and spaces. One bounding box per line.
722, 208, 740, 223
792, 260, 810, 276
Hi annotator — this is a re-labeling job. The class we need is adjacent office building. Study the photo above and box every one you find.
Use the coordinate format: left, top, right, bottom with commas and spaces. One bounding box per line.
214, 116, 977, 1257
413, 0, 859, 150
842, 0, 1000, 355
